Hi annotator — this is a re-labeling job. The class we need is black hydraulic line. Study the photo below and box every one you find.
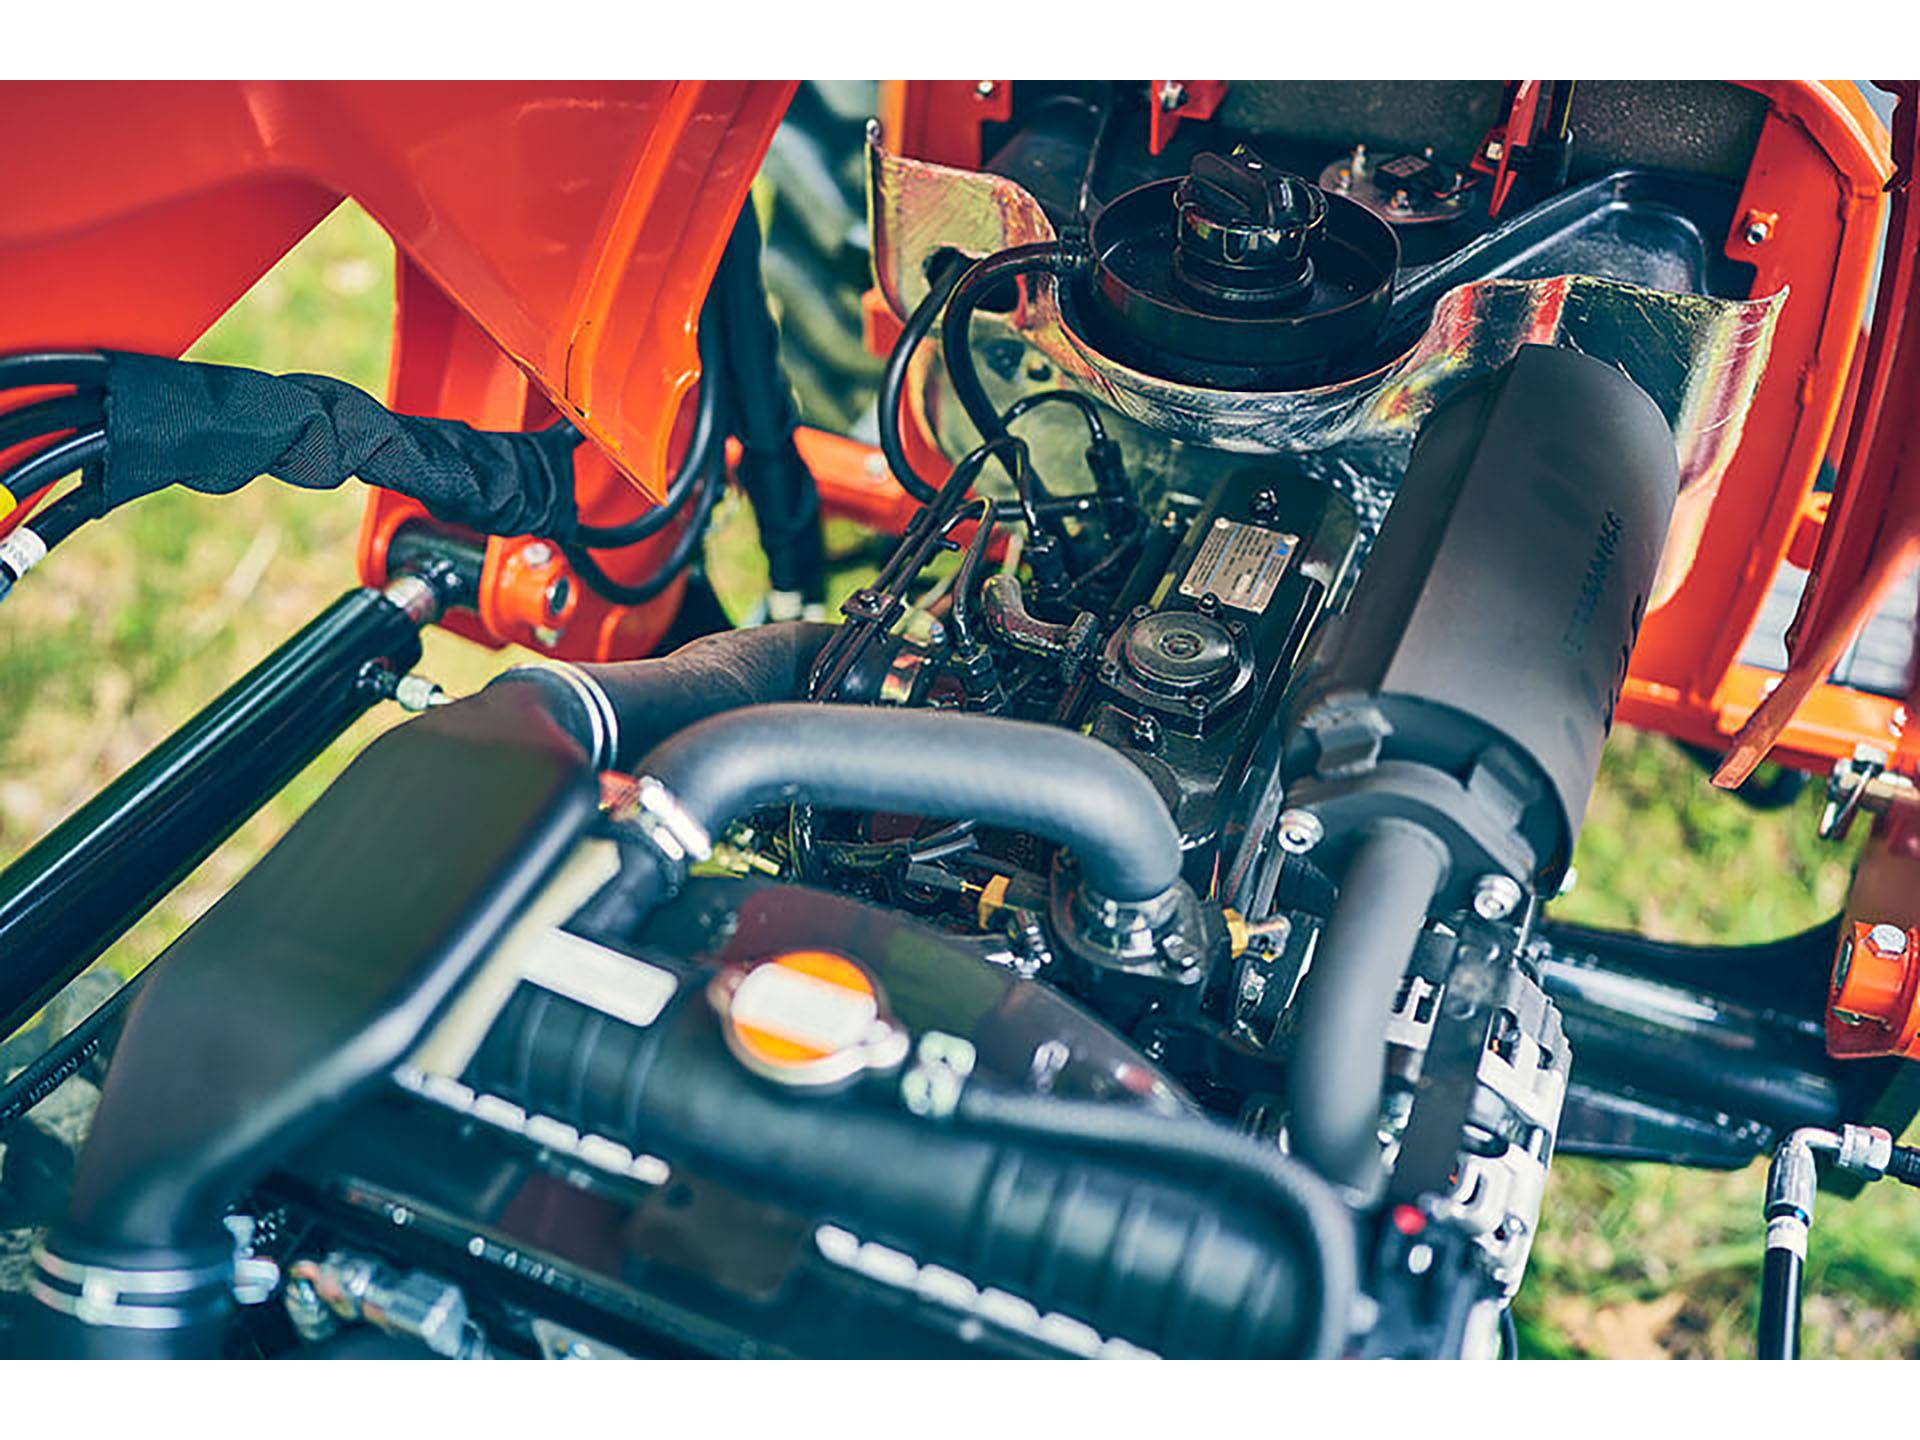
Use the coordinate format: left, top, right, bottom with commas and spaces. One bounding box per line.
1287, 820, 1449, 1193
714, 207, 826, 605
1757, 1247, 1802, 1360
938, 242, 1088, 485
0, 352, 111, 391
0, 581, 438, 1042
1000, 387, 1106, 443
560, 452, 724, 608
1499, 1305, 1521, 1360
567, 312, 724, 550
877, 253, 970, 504
3, 431, 107, 529
0, 395, 104, 456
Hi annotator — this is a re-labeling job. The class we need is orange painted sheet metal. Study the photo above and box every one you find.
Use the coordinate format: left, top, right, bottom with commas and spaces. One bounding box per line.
0, 79, 797, 661
1716, 82, 1920, 786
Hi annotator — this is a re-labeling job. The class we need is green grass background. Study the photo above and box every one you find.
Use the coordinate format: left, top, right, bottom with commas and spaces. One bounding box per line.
2, 199, 1912, 1358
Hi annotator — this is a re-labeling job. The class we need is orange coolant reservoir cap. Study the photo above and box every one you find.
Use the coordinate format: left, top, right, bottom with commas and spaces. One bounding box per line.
1829, 922, 1920, 1059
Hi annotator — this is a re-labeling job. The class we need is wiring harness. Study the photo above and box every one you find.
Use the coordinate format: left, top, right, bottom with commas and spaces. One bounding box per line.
0, 209, 824, 619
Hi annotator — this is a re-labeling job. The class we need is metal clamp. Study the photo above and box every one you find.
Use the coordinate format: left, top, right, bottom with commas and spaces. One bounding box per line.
623, 775, 713, 870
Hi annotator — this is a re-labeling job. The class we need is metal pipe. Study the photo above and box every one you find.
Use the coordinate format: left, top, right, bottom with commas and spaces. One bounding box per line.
0, 578, 439, 1041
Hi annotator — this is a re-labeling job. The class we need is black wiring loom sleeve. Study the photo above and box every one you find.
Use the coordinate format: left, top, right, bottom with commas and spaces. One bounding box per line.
100, 350, 583, 539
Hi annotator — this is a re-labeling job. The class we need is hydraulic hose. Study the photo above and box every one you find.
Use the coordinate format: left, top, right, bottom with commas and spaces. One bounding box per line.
638, 703, 1183, 905
877, 252, 969, 504
939, 242, 1088, 482
1286, 820, 1449, 1193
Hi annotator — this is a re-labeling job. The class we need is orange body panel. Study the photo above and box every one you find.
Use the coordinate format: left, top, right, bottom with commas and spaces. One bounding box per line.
0, 79, 794, 660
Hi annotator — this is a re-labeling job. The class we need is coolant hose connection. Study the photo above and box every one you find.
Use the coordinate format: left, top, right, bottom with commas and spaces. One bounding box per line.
1286, 820, 1449, 1194
607, 702, 1184, 922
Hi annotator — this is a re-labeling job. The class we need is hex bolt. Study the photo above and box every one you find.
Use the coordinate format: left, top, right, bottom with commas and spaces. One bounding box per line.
975, 80, 997, 100
1158, 81, 1188, 112
1868, 923, 1912, 958
1472, 873, 1524, 921
1744, 219, 1771, 246
1276, 808, 1323, 855
521, 540, 553, 568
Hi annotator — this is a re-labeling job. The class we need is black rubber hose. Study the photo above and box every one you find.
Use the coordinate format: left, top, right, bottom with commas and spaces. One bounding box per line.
0, 394, 104, 456
877, 253, 970, 504
641, 704, 1182, 904
491, 621, 854, 773
0, 352, 111, 391
560, 452, 724, 608
939, 242, 1086, 483
1286, 820, 1449, 1193
1000, 388, 1106, 443
3, 431, 107, 538
568, 314, 723, 549
952, 1089, 1357, 1358
1757, 1246, 1802, 1359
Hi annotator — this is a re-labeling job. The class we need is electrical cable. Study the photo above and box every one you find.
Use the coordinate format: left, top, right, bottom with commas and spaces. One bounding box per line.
1000, 387, 1107, 444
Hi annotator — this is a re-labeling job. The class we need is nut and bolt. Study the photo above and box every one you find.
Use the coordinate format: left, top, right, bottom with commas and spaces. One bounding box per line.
1744, 218, 1771, 247
975, 80, 998, 100
1472, 873, 1524, 921
1276, 808, 1323, 855
521, 540, 553, 568
1158, 81, 1188, 112
1867, 923, 1910, 956
1131, 713, 1162, 751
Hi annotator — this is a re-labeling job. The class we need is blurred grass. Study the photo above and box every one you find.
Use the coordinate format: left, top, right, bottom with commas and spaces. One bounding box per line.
2, 198, 1911, 1359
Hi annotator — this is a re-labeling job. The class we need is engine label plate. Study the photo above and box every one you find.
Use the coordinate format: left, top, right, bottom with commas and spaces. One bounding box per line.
1179, 517, 1297, 612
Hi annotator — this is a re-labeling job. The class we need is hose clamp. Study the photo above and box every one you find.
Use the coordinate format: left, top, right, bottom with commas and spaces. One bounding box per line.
624, 775, 713, 871
499, 662, 620, 769
30, 1245, 234, 1332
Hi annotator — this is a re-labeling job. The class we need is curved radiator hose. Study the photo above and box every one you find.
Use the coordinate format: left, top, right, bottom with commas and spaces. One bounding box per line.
638, 703, 1184, 906
1286, 820, 1449, 1194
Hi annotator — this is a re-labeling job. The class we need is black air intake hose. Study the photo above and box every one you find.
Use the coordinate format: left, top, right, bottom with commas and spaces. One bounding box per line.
29, 686, 601, 1356
469, 977, 1354, 1357
489, 621, 863, 773
640, 704, 1184, 905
